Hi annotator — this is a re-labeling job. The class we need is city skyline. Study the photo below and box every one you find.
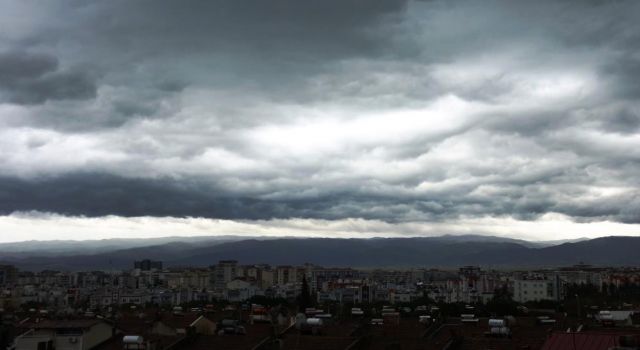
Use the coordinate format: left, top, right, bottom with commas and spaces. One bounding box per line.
1, 0, 640, 242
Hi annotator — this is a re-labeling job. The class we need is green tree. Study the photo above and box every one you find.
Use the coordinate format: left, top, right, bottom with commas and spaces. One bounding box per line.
0, 322, 14, 350
297, 275, 313, 311
486, 285, 518, 316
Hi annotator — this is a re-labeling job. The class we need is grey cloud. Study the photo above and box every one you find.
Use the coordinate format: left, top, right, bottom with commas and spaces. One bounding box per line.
601, 57, 640, 100
599, 108, 640, 135
156, 80, 187, 93
0, 0, 410, 129
0, 174, 275, 219
85, 0, 408, 55
64, 0, 409, 89
0, 167, 638, 224
8, 69, 97, 104
0, 51, 97, 104
0, 51, 58, 82
1, 0, 640, 231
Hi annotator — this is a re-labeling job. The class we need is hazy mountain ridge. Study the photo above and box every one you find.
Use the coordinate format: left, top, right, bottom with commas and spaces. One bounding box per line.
0, 234, 583, 256
0, 235, 265, 257
0, 235, 636, 271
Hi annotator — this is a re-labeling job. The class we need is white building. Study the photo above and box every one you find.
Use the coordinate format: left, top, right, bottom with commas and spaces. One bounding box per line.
224, 279, 259, 302
12, 320, 112, 350
513, 277, 560, 303
213, 260, 238, 291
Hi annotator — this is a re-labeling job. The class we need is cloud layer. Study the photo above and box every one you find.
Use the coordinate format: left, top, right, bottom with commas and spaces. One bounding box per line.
2, 211, 640, 243
0, 0, 639, 240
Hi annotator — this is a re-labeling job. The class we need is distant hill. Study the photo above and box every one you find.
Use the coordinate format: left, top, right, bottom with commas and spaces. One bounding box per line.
0, 235, 260, 258
0, 235, 637, 271
0, 233, 574, 257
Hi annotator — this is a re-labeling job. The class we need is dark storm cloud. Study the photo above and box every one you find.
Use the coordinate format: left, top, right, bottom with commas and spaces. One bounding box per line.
0, 51, 97, 104
71, 0, 409, 85
0, 171, 638, 224
0, 0, 410, 130
0, 174, 276, 219
601, 57, 640, 100
7, 69, 97, 105
82, 0, 408, 59
0, 173, 525, 220
0, 52, 57, 82
1, 0, 640, 230
598, 108, 640, 135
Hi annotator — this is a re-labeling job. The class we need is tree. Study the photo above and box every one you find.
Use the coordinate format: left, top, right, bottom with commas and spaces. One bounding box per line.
0, 322, 14, 350
486, 285, 518, 316
297, 275, 313, 311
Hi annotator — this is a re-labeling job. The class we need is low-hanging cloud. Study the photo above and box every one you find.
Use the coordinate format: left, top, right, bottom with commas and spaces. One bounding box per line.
0, 51, 97, 104
0, 0, 639, 240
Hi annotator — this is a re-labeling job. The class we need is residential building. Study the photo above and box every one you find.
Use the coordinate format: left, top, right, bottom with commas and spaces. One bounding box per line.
13, 320, 112, 350
513, 276, 561, 303
133, 260, 163, 271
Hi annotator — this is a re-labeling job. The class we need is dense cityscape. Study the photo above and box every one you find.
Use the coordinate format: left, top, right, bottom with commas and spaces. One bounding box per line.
1, 260, 640, 349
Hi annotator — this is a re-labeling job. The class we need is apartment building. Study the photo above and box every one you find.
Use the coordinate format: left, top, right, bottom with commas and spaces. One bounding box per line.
513, 276, 561, 303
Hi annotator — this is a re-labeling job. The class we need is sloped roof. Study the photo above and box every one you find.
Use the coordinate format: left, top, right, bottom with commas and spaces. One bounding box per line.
541, 332, 640, 350
158, 313, 211, 330
33, 319, 104, 329
171, 324, 274, 350
115, 318, 152, 334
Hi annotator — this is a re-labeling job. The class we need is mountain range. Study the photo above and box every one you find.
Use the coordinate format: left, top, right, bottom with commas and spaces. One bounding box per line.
0, 235, 636, 271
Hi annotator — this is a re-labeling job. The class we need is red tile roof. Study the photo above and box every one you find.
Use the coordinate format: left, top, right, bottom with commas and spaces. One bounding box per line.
541, 332, 640, 350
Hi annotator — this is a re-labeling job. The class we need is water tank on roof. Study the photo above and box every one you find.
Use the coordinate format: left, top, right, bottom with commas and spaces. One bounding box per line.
123, 335, 144, 344
371, 318, 384, 325
600, 314, 614, 321
599, 310, 612, 319
488, 319, 505, 327
221, 319, 239, 327
490, 326, 510, 335
306, 318, 323, 326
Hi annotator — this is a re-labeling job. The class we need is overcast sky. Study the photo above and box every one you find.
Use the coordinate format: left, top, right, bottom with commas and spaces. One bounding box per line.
1, 0, 639, 243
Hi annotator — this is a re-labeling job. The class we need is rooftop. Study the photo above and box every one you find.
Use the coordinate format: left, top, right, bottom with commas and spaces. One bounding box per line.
31, 319, 104, 329
541, 331, 640, 350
